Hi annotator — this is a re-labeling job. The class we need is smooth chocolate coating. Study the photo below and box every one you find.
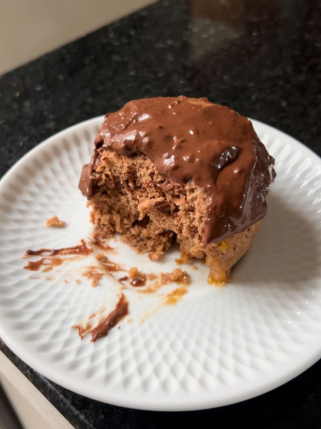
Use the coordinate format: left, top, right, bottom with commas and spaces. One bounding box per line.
79, 96, 275, 244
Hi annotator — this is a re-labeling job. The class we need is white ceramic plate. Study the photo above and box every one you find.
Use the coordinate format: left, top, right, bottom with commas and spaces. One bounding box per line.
0, 117, 321, 411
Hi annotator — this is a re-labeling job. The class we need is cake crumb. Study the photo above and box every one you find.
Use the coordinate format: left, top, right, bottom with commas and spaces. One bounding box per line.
128, 267, 138, 277
46, 216, 66, 228
75, 279, 80, 284
140, 268, 190, 294
63, 279, 68, 284
148, 273, 157, 281
82, 267, 103, 287
159, 268, 190, 285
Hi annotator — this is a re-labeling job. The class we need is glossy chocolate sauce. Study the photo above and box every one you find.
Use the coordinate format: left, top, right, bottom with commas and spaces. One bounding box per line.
130, 277, 146, 287
79, 96, 276, 244
25, 240, 92, 257
90, 293, 129, 341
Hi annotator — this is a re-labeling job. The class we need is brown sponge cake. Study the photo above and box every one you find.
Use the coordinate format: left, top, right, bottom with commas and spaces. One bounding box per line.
79, 96, 276, 283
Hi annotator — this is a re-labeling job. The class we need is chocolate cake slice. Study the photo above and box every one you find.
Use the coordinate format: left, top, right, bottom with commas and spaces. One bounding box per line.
79, 96, 276, 283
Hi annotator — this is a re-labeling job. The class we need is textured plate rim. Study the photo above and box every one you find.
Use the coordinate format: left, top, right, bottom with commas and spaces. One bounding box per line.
0, 117, 320, 411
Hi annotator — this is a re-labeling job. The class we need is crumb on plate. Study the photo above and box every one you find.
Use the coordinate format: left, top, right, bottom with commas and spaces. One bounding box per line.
46, 216, 66, 228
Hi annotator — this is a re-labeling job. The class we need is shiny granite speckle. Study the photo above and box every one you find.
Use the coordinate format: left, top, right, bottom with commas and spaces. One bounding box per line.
0, 0, 321, 428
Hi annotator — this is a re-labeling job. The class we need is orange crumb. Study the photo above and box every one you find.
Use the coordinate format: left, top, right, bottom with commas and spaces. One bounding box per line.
82, 267, 103, 287
128, 267, 138, 278
140, 285, 158, 294
217, 239, 230, 254
46, 216, 66, 228
207, 268, 227, 286
164, 287, 187, 305
159, 268, 190, 285
140, 268, 190, 294
175, 252, 190, 265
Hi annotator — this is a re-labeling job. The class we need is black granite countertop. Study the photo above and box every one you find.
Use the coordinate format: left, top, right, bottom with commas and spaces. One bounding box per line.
0, 0, 320, 428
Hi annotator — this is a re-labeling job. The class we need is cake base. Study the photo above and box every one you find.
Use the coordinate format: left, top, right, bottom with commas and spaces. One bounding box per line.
88, 150, 262, 283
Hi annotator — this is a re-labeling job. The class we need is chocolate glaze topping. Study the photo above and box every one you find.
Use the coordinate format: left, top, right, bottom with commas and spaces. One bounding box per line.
79, 96, 276, 244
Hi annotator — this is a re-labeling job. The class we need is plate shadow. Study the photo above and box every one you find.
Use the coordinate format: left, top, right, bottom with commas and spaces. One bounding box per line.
233, 193, 321, 286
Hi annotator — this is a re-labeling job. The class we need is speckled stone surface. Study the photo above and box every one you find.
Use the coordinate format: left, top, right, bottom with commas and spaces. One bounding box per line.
0, 0, 320, 428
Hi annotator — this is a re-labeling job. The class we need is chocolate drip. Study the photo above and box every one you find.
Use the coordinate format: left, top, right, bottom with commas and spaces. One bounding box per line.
79, 141, 102, 198
79, 96, 275, 244
90, 293, 129, 341
130, 277, 146, 287
25, 240, 91, 256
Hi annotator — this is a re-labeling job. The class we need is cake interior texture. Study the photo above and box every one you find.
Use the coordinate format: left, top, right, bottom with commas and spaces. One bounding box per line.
79, 96, 275, 283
